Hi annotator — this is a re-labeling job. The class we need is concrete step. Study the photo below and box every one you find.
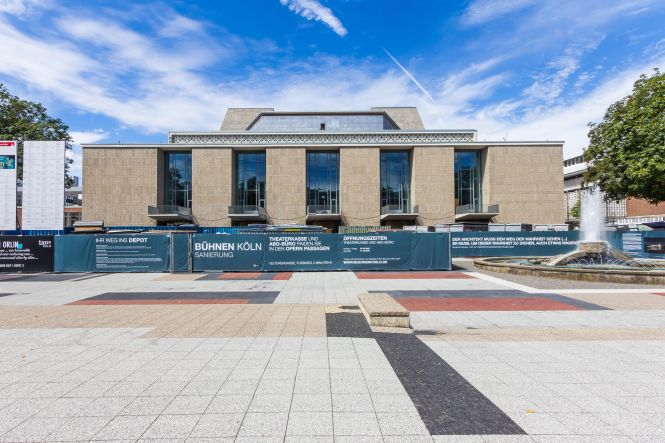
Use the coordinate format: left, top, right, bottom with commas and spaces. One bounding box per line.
358, 293, 410, 328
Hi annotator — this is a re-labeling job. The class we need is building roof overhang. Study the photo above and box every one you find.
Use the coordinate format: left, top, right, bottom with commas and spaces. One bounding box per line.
82, 127, 565, 150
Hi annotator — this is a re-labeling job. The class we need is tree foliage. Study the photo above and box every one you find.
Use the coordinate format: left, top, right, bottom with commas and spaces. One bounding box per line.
584, 69, 665, 203
0, 83, 74, 187
570, 198, 581, 219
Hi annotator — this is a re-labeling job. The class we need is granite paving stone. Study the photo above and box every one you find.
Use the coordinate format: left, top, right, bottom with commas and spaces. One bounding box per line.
1, 270, 665, 441
142, 414, 200, 439
286, 411, 334, 436
188, 413, 244, 438
237, 412, 288, 437
248, 394, 293, 413
332, 412, 382, 436
93, 415, 158, 440
45, 416, 112, 441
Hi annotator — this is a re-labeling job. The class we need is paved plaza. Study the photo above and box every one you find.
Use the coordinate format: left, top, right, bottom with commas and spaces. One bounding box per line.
1, 260, 665, 442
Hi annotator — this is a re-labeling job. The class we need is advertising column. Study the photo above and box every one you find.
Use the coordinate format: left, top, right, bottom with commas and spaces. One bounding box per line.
22, 141, 65, 230
0, 141, 17, 231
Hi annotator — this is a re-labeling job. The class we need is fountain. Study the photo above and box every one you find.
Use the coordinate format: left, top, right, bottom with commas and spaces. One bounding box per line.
548, 189, 636, 267
473, 188, 665, 284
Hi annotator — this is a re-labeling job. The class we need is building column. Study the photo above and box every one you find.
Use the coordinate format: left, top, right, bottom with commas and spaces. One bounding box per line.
411, 146, 455, 225
266, 148, 306, 224
339, 147, 380, 226
191, 148, 233, 227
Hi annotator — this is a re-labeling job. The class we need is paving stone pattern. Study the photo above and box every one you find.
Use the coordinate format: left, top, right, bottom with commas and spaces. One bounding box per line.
71, 291, 280, 305
377, 290, 609, 311
325, 311, 524, 435
325, 312, 374, 338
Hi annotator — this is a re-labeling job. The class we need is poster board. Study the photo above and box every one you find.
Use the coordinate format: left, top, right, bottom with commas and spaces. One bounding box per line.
0, 141, 17, 230
22, 141, 65, 230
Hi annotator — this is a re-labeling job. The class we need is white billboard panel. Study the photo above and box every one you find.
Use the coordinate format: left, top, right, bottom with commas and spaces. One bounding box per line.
0, 141, 17, 231
22, 141, 65, 230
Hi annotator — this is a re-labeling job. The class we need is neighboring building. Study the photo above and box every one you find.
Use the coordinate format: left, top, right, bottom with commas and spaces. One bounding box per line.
618, 199, 665, 225
564, 153, 665, 225
16, 184, 82, 228
82, 107, 566, 229
563, 154, 626, 222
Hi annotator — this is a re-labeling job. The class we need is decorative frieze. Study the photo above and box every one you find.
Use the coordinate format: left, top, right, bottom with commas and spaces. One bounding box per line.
168, 131, 475, 145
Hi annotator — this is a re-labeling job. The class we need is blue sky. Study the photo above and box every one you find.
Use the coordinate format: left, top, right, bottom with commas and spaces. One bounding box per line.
1, 0, 665, 180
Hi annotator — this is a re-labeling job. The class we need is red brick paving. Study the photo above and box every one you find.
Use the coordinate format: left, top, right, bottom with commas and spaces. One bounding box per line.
397, 297, 583, 311
355, 272, 474, 279
218, 272, 263, 280
654, 293, 665, 297
68, 299, 249, 305
273, 272, 293, 280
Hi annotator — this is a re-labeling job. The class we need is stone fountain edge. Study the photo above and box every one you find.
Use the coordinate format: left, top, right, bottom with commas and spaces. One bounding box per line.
473, 256, 665, 285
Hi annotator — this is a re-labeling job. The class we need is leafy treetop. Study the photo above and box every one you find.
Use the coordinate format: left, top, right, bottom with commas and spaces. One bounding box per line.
0, 83, 74, 187
584, 69, 665, 204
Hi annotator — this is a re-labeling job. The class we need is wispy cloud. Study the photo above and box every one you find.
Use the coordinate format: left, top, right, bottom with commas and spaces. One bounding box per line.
70, 129, 109, 145
0, 0, 48, 16
522, 36, 604, 105
0, 0, 662, 177
279, 0, 347, 36
461, 0, 536, 26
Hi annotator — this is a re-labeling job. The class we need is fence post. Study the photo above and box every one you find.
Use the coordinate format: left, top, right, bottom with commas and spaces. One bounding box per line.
188, 233, 193, 273
169, 233, 174, 273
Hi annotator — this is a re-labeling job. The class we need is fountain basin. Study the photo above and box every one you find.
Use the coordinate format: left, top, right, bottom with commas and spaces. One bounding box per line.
474, 256, 665, 285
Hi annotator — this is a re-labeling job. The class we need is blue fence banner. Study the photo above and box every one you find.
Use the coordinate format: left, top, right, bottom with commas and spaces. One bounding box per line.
451, 231, 579, 257
171, 234, 191, 272
55, 235, 94, 272
192, 234, 265, 271
339, 231, 414, 270
411, 233, 451, 270
622, 231, 665, 259
93, 234, 170, 272
265, 234, 339, 271
0, 235, 54, 273
190, 232, 451, 272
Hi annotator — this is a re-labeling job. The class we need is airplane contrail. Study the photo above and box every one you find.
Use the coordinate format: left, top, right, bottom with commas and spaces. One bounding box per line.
383, 48, 434, 102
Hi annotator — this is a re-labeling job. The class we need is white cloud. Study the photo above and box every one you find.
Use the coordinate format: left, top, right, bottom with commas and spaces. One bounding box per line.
279, 0, 347, 36
0, 4, 662, 165
522, 36, 604, 104
70, 129, 109, 144
461, 0, 536, 26
0, 0, 48, 16
67, 130, 108, 181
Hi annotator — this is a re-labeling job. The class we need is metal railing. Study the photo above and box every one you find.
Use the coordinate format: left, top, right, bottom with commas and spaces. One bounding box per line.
455, 203, 499, 214
307, 204, 340, 215
148, 205, 192, 216
228, 205, 267, 216
380, 204, 419, 215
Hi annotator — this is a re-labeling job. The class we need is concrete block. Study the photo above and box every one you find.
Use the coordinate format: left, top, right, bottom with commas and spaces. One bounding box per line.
358, 293, 410, 328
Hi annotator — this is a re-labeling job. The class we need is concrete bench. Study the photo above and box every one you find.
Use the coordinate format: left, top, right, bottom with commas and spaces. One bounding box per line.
358, 293, 410, 328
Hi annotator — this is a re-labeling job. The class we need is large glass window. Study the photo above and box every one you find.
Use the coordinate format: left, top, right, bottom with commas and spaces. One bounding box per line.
235, 152, 266, 208
307, 151, 339, 212
165, 152, 192, 208
454, 151, 482, 210
380, 151, 410, 211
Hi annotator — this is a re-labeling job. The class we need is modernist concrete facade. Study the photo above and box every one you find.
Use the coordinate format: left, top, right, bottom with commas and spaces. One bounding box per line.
82, 107, 566, 228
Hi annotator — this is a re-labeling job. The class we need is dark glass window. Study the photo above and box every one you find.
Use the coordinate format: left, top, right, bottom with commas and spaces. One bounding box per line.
307, 151, 339, 212
380, 151, 410, 211
454, 151, 482, 210
165, 152, 192, 208
235, 152, 266, 208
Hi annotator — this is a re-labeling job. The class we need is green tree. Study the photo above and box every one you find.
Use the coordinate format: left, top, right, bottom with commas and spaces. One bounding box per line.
0, 83, 74, 187
584, 69, 665, 203
570, 198, 581, 219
